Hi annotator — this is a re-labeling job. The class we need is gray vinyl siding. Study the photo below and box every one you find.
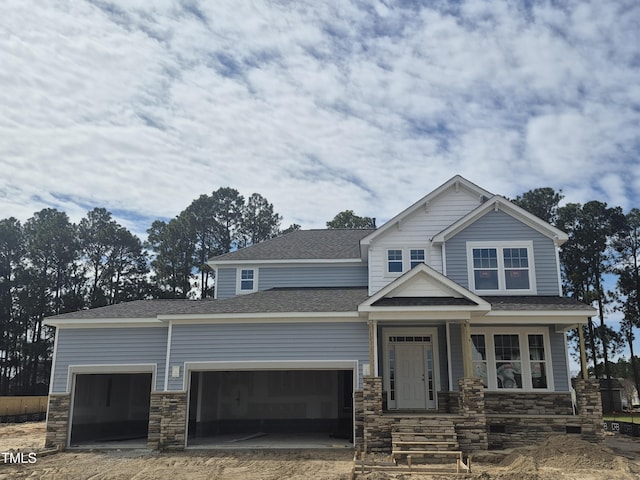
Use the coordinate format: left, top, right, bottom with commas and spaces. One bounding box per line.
259, 265, 368, 290
550, 329, 569, 391
168, 322, 369, 391
445, 210, 560, 295
51, 327, 168, 393
216, 268, 237, 299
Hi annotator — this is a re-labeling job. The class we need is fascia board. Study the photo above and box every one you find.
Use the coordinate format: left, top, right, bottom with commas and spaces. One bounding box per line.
160, 311, 361, 322
473, 315, 590, 325
486, 309, 596, 317
431, 196, 569, 245
360, 175, 492, 246
367, 311, 474, 321
361, 304, 490, 313
43, 318, 165, 328
208, 258, 363, 266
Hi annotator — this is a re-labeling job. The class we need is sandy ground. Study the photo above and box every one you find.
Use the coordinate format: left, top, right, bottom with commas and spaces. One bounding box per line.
0, 422, 639, 479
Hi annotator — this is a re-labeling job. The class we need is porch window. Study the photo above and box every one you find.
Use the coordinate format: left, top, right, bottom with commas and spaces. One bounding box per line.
387, 250, 403, 273
494, 334, 522, 389
471, 334, 488, 388
528, 334, 548, 389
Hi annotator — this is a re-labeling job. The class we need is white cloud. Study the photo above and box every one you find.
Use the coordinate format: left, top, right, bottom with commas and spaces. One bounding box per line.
0, 0, 638, 235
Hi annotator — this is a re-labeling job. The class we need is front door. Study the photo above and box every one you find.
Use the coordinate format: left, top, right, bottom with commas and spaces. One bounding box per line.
388, 334, 437, 410
396, 344, 427, 409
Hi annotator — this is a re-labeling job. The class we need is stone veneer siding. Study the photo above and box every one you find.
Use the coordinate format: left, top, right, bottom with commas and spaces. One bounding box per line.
456, 377, 488, 452
484, 392, 573, 415
148, 392, 188, 450
573, 378, 603, 442
45, 394, 71, 450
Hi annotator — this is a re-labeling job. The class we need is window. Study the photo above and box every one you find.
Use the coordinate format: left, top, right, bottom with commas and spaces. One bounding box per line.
494, 334, 522, 389
471, 334, 488, 388
237, 268, 256, 293
387, 250, 403, 273
528, 334, 548, 389
467, 242, 535, 293
410, 249, 426, 268
469, 329, 551, 391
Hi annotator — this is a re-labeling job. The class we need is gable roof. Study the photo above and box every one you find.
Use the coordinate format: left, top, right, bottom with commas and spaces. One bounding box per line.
208, 229, 374, 264
359, 263, 491, 313
360, 175, 493, 246
431, 195, 569, 245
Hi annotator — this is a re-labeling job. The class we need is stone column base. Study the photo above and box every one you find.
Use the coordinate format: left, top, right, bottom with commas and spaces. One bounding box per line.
45, 394, 71, 450
148, 392, 188, 450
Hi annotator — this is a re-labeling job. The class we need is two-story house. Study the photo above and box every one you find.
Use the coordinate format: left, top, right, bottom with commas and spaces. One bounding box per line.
44, 176, 602, 454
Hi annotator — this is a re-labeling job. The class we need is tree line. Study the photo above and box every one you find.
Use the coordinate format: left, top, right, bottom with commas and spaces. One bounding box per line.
0, 188, 291, 395
1, 186, 638, 396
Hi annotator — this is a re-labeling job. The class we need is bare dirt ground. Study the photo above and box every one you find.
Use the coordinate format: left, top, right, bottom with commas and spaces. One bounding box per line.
0, 422, 639, 479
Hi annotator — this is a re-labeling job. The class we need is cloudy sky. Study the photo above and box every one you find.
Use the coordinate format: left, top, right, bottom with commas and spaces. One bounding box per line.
1, 0, 639, 238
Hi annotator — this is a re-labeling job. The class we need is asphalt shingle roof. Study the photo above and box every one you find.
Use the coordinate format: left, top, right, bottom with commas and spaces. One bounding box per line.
209, 229, 375, 262
482, 296, 594, 311
47, 287, 369, 320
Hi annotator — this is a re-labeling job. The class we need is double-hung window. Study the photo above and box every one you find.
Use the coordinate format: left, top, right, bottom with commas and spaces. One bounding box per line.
387, 250, 403, 273
237, 268, 257, 294
410, 249, 426, 268
467, 242, 535, 294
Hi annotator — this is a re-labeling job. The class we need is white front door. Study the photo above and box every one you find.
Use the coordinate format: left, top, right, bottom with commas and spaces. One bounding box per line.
396, 344, 426, 409
387, 333, 437, 410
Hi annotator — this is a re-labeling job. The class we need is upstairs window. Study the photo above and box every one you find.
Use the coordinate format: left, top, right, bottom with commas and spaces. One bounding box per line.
467, 242, 535, 294
387, 250, 403, 273
237, 268, 257, 293
410, 249, 426, 268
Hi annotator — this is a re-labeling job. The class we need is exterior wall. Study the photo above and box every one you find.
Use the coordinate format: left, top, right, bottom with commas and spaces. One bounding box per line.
51, 327, 168, 393
167, 322, 369, 391
259, 265, 367, 290
484, 392, 573, 415
216, 268, 237, 299
445, 210, 560, 295
449, 324, 570, 392
368, 187, 482, 295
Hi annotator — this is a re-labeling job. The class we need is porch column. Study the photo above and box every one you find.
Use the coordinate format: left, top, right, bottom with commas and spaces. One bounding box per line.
460, 320, 474, 378
367, 320, 378, 375
578, 325, 588, 379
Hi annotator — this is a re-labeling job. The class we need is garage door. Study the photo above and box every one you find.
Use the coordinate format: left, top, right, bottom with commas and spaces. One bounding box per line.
187, 370, 353, 444
70, 373, 152, 445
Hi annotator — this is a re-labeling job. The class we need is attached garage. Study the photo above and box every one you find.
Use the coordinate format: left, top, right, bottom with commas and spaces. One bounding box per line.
70, 373, 152, 446
186, 367, 354, 446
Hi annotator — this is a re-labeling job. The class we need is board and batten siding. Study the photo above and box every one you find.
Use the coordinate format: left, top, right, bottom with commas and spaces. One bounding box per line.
258, 265, 367, 290
167, 322, 369, 391
448, 324, 569, 392
445, 210, 560, 295
368, 187, 482, 295
51, 327, 168, 393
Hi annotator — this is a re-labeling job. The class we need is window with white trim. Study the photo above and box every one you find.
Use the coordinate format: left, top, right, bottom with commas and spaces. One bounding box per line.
467, 242, 536, 294
387, 249, 403, 273
237, 268, 257, 294
410, 249, 426, 268
470, 329, 551, 391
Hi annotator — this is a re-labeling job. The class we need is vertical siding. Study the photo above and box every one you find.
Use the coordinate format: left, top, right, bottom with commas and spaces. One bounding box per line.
550, 328, 569, 391
168, 322, 370, 391
216, 268, 237, 299
445, 210, 560, 295
52, 327, 168, 393
259, 265, 368, 289
369, 187, 482, 294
